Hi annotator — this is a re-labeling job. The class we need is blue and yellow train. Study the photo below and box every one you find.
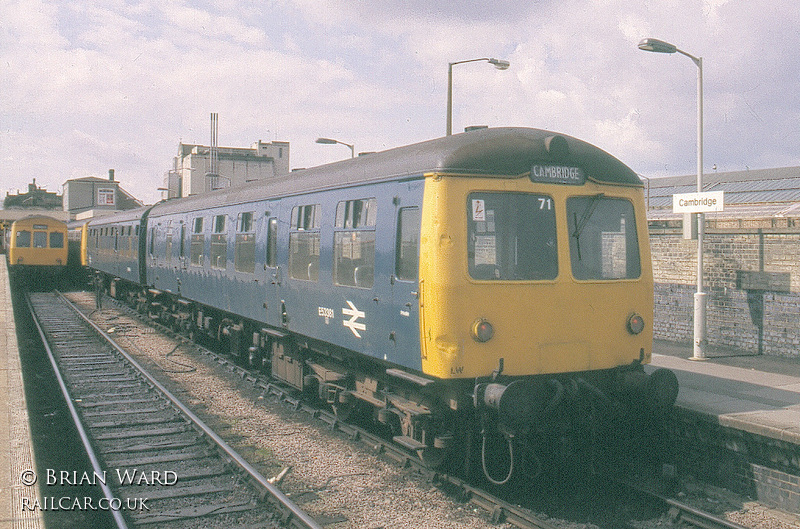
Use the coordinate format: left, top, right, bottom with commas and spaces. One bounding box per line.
84, 127, 678, 482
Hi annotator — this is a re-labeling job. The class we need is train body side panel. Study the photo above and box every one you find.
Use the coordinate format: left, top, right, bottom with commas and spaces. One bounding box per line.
86, 208, 149, 285
146, 178, 426, 370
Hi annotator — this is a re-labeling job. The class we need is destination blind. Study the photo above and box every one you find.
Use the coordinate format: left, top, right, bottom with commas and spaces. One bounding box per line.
529, 164, 585, 185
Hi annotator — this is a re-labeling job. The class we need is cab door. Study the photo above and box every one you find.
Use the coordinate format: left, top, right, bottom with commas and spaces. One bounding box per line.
390, 205, 422, 369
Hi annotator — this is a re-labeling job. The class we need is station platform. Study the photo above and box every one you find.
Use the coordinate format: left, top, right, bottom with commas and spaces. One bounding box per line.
651, 340, 800, 444
650, 339, 800, 513
0, 260, 44, 528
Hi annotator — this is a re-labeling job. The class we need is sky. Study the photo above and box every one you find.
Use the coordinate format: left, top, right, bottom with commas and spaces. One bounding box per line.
1, 0, 799, 206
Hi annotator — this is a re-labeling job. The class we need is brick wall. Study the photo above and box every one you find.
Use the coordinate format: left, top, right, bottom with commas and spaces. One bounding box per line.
649, 228, 800, 358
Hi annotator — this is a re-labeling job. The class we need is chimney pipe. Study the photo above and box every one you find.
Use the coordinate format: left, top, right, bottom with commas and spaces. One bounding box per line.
108, 169, 115, 181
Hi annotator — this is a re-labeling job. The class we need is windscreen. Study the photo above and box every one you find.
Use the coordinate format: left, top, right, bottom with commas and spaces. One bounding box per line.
467, 192, 558, 281
567, 196, 641, 280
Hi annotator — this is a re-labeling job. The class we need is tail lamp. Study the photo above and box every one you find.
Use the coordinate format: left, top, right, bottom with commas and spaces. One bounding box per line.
627, 313, 645, 335
471, 319, 494, 342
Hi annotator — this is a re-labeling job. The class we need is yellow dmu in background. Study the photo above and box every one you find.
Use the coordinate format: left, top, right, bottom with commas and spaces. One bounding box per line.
6, 215, 68, 283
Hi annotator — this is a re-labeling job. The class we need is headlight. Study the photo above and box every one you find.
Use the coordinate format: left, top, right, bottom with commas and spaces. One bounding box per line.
472, 319, 494, 342
627, 313, 645, 335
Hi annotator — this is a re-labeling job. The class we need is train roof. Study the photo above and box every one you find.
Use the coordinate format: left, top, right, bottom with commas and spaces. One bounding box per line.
87, 205, 153, 227
11, 214, 67, 226
149, 127, 642, 216
67, 219, 91, 229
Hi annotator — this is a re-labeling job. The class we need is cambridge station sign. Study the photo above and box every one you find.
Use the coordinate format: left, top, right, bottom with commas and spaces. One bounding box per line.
672, 190, 725, 213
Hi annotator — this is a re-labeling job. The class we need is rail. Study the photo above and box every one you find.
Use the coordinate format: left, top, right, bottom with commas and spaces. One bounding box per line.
615, 477, 750, 529
27, 293, 130, 529
27, 291, 323, 529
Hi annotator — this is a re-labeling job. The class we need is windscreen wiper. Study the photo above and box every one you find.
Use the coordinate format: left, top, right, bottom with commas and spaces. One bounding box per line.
571, 193, 604, 261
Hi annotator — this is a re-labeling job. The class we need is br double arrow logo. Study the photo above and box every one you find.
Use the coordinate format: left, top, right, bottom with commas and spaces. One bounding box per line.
342, 300, 366, 338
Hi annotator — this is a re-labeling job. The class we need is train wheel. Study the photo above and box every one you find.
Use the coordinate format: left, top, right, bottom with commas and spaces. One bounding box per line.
376, 407, 402, 438
334, 391, 372, 423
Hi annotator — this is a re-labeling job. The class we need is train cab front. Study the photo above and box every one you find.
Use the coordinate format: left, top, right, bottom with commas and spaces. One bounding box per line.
417, 155, 678, 483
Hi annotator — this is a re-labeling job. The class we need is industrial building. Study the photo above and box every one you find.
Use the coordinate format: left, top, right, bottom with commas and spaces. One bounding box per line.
163, 139, 290, 200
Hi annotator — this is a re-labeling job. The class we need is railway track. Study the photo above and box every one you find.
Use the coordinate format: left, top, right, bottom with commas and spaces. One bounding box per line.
26, 291, 322, 529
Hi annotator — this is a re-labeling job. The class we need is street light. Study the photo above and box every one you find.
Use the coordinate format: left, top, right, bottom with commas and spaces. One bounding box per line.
447, 57, 510, 136
315, 137, 355, 158
638, 37, 706, 360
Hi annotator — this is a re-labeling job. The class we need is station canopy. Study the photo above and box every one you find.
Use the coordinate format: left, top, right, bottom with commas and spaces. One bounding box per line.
644, 166, 800, 225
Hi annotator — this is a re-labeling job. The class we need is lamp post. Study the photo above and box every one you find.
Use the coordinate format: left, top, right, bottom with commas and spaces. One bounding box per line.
446, 57, 510, 136
638, 37, 706, 360
315, 137, 355, 158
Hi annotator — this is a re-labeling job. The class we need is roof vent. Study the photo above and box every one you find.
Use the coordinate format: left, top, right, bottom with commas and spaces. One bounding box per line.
464, 125, 488, 132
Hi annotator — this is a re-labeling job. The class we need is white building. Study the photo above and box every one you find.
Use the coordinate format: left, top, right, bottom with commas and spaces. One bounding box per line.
164, 140, 290, 199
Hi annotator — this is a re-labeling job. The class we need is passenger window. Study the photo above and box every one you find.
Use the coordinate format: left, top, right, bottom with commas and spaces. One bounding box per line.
291, 204, 320, 230
234, 211, 256, 273
266, 217, 278, 268
289, 205, 320, 281
191, 217, 204, 266
210, 214, 227, 270
334, 198, 376, 288
335, 198, 377, 228
395, 207, 420, 281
